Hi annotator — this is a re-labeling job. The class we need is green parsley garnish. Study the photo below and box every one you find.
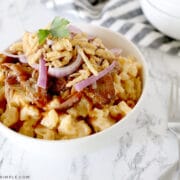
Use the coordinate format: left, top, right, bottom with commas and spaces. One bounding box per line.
38, 17, 70, 45
38, 29, 50, 45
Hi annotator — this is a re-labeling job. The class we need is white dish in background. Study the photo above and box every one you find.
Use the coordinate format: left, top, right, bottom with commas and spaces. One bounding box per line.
140, 0, 180, 40
0, 24, 148, 157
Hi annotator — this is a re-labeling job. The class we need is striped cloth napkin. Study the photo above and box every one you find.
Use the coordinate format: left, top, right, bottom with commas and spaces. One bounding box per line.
43, 0, 180, 56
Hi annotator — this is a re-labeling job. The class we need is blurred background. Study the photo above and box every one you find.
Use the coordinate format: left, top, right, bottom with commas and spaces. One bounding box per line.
1, 0, 180, 55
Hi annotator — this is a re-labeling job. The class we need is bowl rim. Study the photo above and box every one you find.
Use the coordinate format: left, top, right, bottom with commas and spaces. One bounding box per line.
0, 23, 149, 145
145, 0, 180, 20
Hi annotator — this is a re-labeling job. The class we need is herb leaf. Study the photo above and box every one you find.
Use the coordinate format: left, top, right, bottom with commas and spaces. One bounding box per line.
51, 17, 69, 30
37, 17, 70, 45
50, 17, 70, 38
50, 26, 69, 38
38, 29, 50, 45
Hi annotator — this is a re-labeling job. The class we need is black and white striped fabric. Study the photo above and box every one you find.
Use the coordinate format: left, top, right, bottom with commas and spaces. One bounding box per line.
44, 0, 180, 56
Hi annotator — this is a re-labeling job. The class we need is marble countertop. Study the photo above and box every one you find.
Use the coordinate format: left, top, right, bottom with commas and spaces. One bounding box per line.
0, 1, 179, 180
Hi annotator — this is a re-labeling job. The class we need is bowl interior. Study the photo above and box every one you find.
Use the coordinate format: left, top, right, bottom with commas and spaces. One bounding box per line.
77, 24, 147, 86
0, 24, 148, 155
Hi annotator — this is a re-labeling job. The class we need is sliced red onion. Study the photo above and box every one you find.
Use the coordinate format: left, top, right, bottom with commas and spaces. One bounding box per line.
68, 25, 82, 35
110, 48, 122, 57
37, 58, 48, 89
1, 51, 28, 64
75, 61, 117, 92
48, 54, 82, 78
19, 56, 28, 63
1, 51, 25, 59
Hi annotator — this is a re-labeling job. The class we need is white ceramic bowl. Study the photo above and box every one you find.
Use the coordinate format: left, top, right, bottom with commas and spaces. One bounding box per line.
0, 24, 148, 157
141, 0, 180, 40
